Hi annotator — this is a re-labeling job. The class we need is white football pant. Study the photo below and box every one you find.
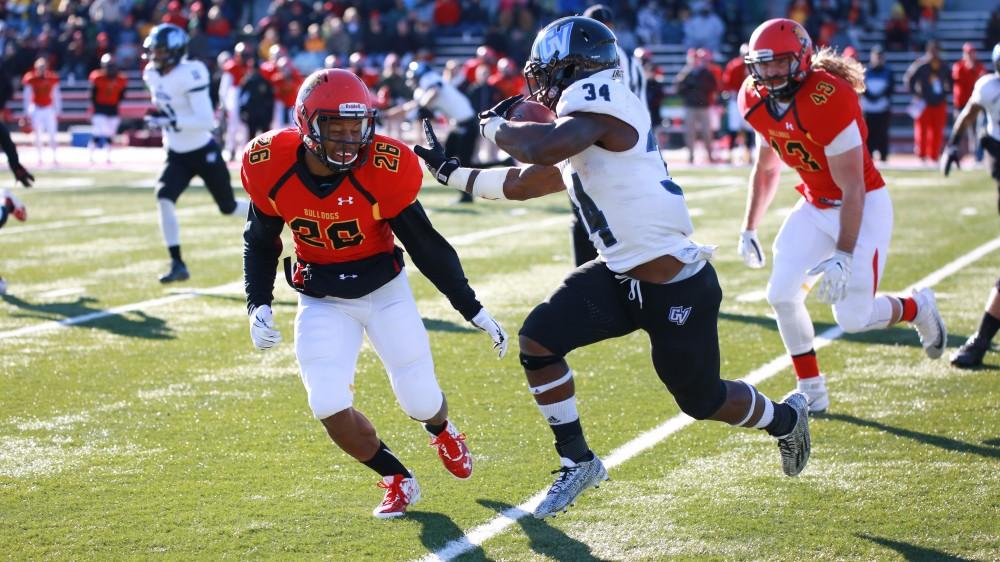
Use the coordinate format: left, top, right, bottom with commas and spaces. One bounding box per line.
295, 272, 444, 421
767, 188, 896, 356
30, 105, 58, 161
222, 88, 244, 157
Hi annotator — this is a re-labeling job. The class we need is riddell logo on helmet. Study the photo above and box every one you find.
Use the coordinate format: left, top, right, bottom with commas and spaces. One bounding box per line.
339, 102, 366, 116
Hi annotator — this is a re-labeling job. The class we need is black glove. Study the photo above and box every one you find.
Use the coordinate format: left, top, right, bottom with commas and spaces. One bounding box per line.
477, 94, 524, 121
413, 118, 460, 185
941, 144, 960, 177
12, 163, 33, 188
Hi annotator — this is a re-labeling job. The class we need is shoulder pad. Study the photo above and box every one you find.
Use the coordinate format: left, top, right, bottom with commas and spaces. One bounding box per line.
556, 70, 648, 132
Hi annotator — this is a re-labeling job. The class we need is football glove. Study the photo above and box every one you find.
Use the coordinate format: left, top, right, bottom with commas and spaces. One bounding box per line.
478, 94, 524, 122
737, 230, 766, 269
807, 250, 853, 304
3, 191, 26, 222
249, 304, 282, 350
471, 307, 508, 359
12, 164, 33, 188
940, 144, 960, 177
413, 118, 461, 185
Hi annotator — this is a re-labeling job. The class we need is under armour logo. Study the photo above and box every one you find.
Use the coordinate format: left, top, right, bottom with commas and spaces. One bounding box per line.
668, 306, 692, 325
338, 196, 354, 205
785, 122, 794, 130
338, 273, 358, 280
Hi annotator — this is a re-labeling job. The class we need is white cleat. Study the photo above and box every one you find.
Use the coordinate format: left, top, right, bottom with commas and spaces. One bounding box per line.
533, 456, 608, 519
776, 392, 811, 477
911, 288, 946, 359
796, 374, 829, 413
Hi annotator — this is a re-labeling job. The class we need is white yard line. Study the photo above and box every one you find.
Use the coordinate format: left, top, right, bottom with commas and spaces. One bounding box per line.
418, 234, 1000, 562
0, 205, 214, 236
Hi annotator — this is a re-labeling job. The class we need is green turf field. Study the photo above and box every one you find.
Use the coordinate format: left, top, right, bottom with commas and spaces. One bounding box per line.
1, 165, 998, 561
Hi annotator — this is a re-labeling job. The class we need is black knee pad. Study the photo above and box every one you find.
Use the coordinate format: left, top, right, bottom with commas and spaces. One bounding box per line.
672, 379, 727, 420
519, 352, 564, 371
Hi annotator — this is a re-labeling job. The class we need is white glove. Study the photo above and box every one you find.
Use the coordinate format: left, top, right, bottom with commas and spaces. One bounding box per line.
738, 230, 766, 269
249, 305, 282, 350
471, 308, 508, 359
807, 250, 853, 304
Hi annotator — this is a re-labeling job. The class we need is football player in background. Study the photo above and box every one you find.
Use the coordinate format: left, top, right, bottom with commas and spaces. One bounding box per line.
88, 54, 128, 165
21, 57, 61, 166
142, 23, 250, 283
0, 189, 27, 295
241, 69, 507, 518
736, 19, 946, 413
0, 99, 35, 293
218, 42, 248, 162
417, 16, 811, 519
941, 43, 1000, 368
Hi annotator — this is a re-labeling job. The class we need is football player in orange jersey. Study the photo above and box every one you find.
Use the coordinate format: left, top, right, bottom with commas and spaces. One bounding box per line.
736, 19, 946, 413
241, 69, 507, 519
21, 57, 61, 166
88, 54, 128, 164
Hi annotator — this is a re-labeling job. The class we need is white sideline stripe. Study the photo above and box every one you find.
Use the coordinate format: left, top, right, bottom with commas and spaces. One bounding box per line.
0, 283, 243, 341
418, 234, 1000, 562
0, 217, 574, 341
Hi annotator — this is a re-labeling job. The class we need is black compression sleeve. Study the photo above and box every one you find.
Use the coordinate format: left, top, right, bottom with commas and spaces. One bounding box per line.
243, 202, 285, 314
389, 200, 482, 321
0, 122, 20, 169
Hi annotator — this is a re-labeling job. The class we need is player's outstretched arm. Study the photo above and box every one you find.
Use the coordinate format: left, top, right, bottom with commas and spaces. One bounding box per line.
490, 112, 631, 166
414, 118, 564, 200
243, 203, 284, 315
742, 136, 783, 230
942, 102, 983, 176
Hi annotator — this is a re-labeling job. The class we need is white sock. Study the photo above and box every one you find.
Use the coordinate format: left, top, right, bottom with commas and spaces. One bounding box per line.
230, 198, 250, 218
752, 395, 775, 429
537, 395, 579, 426
157, 199, 181, 248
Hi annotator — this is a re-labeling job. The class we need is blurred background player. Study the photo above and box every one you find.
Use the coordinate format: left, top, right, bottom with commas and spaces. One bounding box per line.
241, 69, 507, 518
721, 43, 755, 165
862, 46, 893, 163
268, 56, 302, 130
738, 19, 946, 413
402, 60, 478, 203
904, 40, 950, 164
238, 56, 274, 141
942, 43, 1000, 368
21, 57, 61, 167
676, 47, 718, 165
142, 23, 249, 283
219, 42, 248, 162
87, 54, 128, 165
0, 117, 32, 293
951, 42, 987, 161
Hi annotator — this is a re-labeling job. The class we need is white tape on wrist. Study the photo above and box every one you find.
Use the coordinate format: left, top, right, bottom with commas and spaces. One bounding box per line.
470, 167, 509, 200
446, 167, 471, 190
482, 116, 505, 143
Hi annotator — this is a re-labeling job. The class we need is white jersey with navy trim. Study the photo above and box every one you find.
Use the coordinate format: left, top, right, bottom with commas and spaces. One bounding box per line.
616, 44, 647, 108
143, 58, 216, 153
556, 69, 709, 273
969, 72, 1000, 142
416, 70, 475, 123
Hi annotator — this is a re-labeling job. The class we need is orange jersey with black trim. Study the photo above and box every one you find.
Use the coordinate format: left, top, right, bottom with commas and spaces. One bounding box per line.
22, 70, 59, 107
738, 70, 885, 208
241, 129, 422, 265
88, 70, 128, 107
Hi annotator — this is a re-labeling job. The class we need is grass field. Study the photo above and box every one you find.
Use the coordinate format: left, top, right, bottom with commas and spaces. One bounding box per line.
1, 163, 998, 561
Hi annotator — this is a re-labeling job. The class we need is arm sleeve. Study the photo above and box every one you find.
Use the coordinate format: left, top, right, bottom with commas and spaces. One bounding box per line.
0, 122, 22, 169
243, 202, 285, 314
389, 200, 482, 321
823, 120, 863, 156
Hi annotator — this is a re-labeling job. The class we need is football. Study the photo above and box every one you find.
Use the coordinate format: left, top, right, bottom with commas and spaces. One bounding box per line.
507, 99, 556, 123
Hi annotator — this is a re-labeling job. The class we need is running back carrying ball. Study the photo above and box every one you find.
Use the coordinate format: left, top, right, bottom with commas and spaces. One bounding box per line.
507, 98, 556, 123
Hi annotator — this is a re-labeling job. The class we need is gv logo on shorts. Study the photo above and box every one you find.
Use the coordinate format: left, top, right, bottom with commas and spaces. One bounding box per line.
668, 306, 692, 325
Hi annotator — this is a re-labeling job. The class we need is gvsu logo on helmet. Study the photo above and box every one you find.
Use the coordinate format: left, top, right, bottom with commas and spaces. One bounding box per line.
536, 23, 573, 63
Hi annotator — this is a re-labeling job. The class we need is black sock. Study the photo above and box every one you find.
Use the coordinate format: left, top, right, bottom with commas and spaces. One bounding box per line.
764, 402, 796, 437
424, 421, 447, 436
168, 245, 182, 262
975, 312, 1000, 346
361, 441, 411, 478
551, 419, 594, 463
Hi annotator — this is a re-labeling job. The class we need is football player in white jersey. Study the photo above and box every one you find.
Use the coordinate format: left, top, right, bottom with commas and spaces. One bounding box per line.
571, 3, 648, 266
942, 42, 1000, 368
415, 16, 811, 519
142, 23, 250, 283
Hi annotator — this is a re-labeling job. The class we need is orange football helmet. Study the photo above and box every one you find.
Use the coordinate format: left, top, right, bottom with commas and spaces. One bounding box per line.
745, 18, 813, 98
294, 69, 377, 172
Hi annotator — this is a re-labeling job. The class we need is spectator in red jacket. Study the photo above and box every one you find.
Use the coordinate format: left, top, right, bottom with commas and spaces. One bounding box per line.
952, 42, 987, 158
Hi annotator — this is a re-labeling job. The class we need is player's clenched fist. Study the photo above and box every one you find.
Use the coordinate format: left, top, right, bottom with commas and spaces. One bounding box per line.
249, 305, 282, 350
